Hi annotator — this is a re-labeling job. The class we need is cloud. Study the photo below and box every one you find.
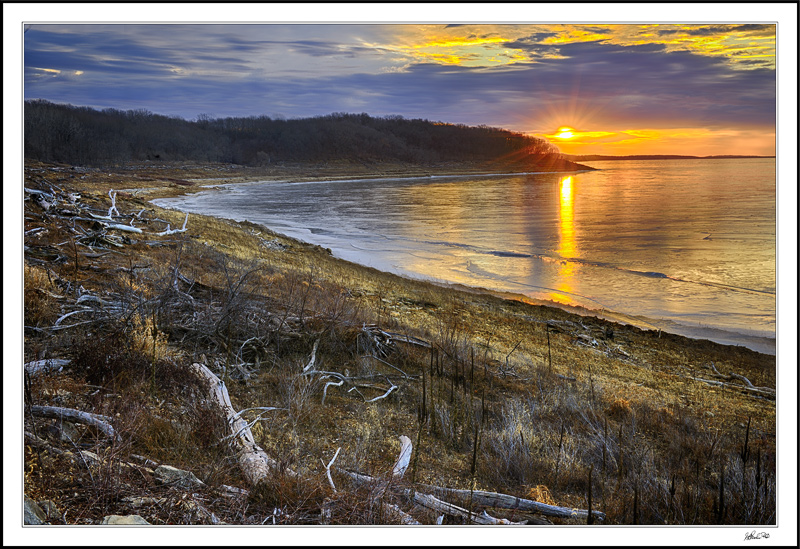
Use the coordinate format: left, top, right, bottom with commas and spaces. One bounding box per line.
654, 24, 775, 36
23, 24, 776, 152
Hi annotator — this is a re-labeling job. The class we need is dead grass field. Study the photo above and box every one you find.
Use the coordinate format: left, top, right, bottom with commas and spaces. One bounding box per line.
23, 161, 776, 526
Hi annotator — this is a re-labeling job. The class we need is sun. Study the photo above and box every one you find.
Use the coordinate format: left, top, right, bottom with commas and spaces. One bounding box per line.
555, 126, 575, 140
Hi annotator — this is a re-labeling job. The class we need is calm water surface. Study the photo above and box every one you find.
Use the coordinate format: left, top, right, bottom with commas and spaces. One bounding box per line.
154, 158, 776, 353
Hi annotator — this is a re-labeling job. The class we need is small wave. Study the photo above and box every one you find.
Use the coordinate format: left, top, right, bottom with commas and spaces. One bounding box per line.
630, 270, 669, 279
624, 268, 775, 296
587, 264, 774, 297
488, 250, 532, 258
417, 238, 537, 260
672, 278, 775, 296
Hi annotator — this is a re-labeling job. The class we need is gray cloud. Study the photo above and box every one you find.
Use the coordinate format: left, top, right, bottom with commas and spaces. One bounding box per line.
23, 25, 775, 133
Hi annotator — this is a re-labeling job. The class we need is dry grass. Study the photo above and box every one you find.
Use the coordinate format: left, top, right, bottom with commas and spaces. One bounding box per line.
22, 160, 776, 525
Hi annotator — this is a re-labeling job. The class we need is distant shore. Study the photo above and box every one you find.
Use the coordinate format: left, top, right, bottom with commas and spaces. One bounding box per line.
563, 153, 775, 162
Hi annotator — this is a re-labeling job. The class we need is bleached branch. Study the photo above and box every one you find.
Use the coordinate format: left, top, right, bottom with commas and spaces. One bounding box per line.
323, 447, 341, 492
417, 484, 606, 521
391, 435, 412, 479
303, 339, 320, 372
156, 214, 189, 236
54, 308, 93, 327
108, 190, 119, 217
25, 358, 71, 375
105, 223, 143, 234
364, 382, 397, 403
29, 405, 119, 442
322, 378, 344, 405
406, 491, 525, 525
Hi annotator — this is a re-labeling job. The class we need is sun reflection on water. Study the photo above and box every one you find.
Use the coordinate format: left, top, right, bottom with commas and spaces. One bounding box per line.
552, 175, 576, 303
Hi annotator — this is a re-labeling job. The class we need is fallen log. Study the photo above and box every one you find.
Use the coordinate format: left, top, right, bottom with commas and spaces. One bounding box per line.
29, 405, 119, 442
105, 223, 143, 234
191, 363, 292, 485
24, 358, 71, 375
406, 490, 525, 525
416, 484, 605, 521
688, 375, 775, 398
342, 444, 605, 522
706, 363, 774, 395
380, 330, 433, 349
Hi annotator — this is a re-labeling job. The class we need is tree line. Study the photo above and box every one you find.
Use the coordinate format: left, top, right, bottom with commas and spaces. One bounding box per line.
24, 100, 560, 167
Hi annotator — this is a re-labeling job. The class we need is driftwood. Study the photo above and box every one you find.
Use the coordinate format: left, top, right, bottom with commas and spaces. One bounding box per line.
25, 187, 56, 201
342, 438, 605, 523
380, 330, 433, 349
361, 325, 432, 355
406, 490, 525, 525
105, 223, 143, 234
706, 363, 775, 396
680, 364, 776, 399
108, 190, 120, 217
156, 213, 189, 236
391, 435, 413, 478
25, 358, 71, 375
191, 363, 291, 485
302, 339, 320, 373
416, 484, 605, 521
323, 447, 341, 492
29, 405, 119, 442
688, 375, 775, 399
303, 366, 401, 405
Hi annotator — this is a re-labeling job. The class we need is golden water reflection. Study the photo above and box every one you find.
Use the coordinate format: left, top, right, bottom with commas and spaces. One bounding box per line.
552, 175, 576, 303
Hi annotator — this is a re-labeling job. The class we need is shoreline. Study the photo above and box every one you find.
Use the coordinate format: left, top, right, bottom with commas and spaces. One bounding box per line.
151, 171, 776, 357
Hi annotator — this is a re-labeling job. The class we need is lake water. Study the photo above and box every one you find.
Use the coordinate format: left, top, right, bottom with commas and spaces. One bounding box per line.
153, 158, 777, 354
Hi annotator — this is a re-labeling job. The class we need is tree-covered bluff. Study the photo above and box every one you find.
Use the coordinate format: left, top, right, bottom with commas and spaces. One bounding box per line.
24, 100, 585, 171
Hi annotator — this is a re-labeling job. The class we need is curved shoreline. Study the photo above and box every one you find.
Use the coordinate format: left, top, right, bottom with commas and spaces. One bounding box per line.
152, 178, 776, 356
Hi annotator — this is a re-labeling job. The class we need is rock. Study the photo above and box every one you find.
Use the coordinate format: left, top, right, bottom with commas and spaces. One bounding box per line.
122, 496, 166, 508
45, 420, 80, 442
101, 514, 150, 525
154, 464, 205, 490
24, 495, 48, 525
38, 500, 61, 521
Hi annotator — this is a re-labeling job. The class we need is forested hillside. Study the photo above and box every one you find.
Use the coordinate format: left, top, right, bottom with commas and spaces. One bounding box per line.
24, 100, 560, 167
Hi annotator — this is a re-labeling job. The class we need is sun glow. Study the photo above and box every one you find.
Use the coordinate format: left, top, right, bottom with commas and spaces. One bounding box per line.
555, 127, 575, 140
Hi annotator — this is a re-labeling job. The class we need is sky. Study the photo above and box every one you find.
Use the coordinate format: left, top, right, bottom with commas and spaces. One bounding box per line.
20, 12, 781, 156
